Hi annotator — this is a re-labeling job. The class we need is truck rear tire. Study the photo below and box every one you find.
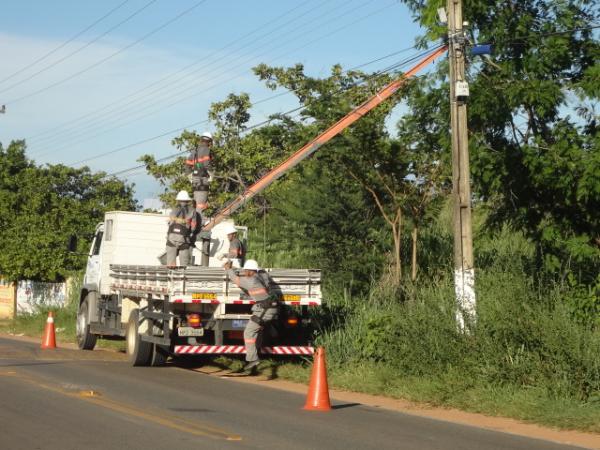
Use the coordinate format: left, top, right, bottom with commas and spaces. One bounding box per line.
76, 298, 97, 350
150, 344, 169, 367
126, 310, 153, 366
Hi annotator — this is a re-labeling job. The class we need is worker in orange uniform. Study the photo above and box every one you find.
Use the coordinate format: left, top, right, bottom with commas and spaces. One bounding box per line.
219, 223, 246, 268
165, 191, 197, 266
186, 131, 213, 213
223, 259, 278, 372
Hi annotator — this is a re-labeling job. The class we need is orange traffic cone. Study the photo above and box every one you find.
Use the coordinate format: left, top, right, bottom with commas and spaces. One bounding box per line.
41, 311, 57, 349
303, 347, 331, 411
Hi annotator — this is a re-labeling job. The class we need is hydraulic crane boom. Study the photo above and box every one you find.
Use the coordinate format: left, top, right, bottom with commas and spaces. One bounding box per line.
204, 46, 448, 231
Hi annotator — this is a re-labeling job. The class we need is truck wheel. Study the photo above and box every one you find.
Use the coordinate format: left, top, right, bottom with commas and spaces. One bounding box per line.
126, 310, 153, 366
76, 298, 97, 350
150, 344, 169, 367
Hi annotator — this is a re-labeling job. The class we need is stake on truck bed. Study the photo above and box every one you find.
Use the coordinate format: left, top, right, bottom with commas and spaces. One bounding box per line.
203, 46, 448, 232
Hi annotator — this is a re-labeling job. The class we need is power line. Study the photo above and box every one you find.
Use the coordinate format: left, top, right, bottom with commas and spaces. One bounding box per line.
26, 0, 330, 150
0, 0, 131, 87
25, 0, 317, 144
97, 46, 444, 179
35, 1, 396, 159
5, 0, 208, 105
0, 0, 155, 95
28, 0, 360, 153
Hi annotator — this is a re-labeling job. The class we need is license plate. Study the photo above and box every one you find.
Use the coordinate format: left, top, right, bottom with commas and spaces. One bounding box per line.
282, 294, 301, 302
191, 292, 217, 300
231, 319, 248, 329
178, 326, 204, 337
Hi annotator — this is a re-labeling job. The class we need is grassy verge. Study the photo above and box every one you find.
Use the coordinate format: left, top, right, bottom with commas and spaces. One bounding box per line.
0, 275, 125, 352
0, 311, 125, 352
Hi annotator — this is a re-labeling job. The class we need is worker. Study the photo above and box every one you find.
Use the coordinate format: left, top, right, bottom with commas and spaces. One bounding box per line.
223, 259, 278, 372
219, 223, 246, 268
165, 190, 197, 267
185, 131, 213, 213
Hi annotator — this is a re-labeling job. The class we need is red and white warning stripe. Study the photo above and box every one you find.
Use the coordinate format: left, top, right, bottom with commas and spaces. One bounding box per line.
169, 295, 320, 306
173, 345, 314, 355
171, 297, 220, 304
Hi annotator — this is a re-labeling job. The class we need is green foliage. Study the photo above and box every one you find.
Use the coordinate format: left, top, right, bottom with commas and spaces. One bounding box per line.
397, 0, 600, 279
566, 273, 600, 328
0, 140, 136, 281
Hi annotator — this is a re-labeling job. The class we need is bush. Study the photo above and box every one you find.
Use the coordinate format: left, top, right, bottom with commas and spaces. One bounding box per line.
317, 267, 600, 403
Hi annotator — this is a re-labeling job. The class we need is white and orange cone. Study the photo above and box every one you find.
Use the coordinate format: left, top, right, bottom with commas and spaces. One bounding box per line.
40, 311, 57, 349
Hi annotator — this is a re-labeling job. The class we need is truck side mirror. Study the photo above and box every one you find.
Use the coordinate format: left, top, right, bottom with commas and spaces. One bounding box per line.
68, 235, 78, 252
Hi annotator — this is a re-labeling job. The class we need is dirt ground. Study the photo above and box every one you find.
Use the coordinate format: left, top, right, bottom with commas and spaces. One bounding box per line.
3, 332, 599, 449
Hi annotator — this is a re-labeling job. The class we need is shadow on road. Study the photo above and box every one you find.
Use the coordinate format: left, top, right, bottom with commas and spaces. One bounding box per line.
0, 360, 68, 368
331, 403, 362, 410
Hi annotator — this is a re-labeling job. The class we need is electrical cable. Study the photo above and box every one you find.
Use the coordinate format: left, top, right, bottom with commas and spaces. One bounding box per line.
0, 0, 154, 95
35, 1, 396, 159
4, 0, 208, 105
25, 0, 319, 144
95, 45, 444, 179
0, 0, 131, 87
28, 0, 368, 153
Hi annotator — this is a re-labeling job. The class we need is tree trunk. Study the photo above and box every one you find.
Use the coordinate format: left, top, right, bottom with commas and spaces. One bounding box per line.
411, 225, 418, 281
391, 210, 402, 285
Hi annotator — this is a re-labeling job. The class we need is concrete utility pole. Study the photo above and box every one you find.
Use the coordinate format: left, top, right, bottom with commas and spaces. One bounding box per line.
447, 0, 476, 330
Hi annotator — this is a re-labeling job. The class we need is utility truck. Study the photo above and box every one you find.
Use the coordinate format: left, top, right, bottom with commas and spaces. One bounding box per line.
76, 211, 321, 366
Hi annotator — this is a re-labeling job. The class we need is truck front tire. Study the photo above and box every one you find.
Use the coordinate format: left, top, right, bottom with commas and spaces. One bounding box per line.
126, 310, 153, 366
77, 298, 97, 350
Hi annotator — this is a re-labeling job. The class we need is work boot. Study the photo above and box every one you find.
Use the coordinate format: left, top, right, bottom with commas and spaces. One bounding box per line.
243, 360, 260, 373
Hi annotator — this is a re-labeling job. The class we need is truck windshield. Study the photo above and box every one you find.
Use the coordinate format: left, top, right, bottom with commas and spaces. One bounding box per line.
91, 232, 103, 256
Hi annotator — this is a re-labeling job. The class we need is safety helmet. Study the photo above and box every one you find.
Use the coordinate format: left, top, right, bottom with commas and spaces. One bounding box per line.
222, 223, 238, 235
243, 259, 260, 271
201, 131, 213, 141
176, 190, 192, 201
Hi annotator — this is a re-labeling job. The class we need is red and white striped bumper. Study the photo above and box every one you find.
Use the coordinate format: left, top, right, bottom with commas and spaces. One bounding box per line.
170, 296, 320, 306
173, 345, 314, 355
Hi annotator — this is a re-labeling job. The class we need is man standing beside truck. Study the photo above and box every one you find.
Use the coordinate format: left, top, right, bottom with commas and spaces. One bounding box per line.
219, 223, 246, 268
185, 131, 213, 213
165, 190, 197, 267
224, 259, 278, 372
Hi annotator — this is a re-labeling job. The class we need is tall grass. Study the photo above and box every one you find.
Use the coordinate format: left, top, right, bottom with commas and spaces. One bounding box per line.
246, 213, 600, 431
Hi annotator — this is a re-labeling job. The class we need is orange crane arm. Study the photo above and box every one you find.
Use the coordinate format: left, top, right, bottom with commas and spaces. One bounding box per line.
204, 46, 448, 231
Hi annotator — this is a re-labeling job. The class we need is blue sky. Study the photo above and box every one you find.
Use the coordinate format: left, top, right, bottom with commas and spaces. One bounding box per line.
0, 0, 428, 201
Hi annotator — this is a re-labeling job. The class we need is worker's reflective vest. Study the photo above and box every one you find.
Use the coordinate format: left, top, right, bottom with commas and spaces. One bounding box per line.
185, 143, 211, 186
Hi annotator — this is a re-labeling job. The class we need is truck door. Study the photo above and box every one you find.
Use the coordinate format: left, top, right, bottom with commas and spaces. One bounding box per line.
84, 227, 103, 288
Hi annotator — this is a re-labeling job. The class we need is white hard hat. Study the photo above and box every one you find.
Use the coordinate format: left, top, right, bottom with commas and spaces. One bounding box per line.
243, 259, 260, 271
176, 190, 192, 201
223, 223, 238, 235
201, 131, 213, 140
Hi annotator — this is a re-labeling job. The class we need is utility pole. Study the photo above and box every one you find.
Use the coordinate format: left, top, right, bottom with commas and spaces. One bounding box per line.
447, 0, 476, 330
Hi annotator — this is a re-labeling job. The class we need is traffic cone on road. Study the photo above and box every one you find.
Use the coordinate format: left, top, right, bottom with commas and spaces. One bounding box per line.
40, 311, 57, 349
303, 347, 331, 411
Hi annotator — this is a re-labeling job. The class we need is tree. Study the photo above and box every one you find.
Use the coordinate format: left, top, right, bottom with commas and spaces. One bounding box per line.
139, 93, 293, 219
400, 0, 600, 280
0, 140, 137, 282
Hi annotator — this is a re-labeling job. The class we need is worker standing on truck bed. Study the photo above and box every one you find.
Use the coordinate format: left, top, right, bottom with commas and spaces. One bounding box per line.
165, 190, 197, 267
219, 223, 246, 268
185, 131, 213, 213
224, 259, 278, 372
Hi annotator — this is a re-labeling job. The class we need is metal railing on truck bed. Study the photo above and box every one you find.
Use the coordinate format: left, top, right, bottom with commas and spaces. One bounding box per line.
109, 264, 322, 306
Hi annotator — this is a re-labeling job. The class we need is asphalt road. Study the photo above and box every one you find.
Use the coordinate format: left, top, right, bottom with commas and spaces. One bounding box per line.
0, 336, 586, 450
